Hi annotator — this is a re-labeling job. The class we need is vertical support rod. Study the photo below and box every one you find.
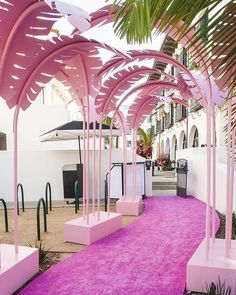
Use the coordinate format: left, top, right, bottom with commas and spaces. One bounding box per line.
134, 129, 137, 199
212, 105, 216, 242
97, 117, 103, 221
82, 120, 86, 220
226, 98, 232, 256
123, 134, 127, 197
206, 103, 212, 259
229, 128, 235, 249
92, 121, 96, 216
107, 123, 113, 216
86, 113, 90, 225
13, 107, 20, 256
132, 129, 136, 200
78, 136, 82, 164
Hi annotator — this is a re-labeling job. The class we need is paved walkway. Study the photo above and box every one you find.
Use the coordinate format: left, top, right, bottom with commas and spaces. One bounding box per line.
20, 196, 220, 295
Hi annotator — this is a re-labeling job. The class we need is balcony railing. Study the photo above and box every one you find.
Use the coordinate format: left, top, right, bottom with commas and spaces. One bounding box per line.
189, 100, 203, 112
156, 121, 164, 134
175, 105, 187, 122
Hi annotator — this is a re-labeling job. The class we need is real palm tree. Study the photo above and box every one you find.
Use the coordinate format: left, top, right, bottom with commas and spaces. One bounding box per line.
112, 0, 236, 93
137, 127, 154, 158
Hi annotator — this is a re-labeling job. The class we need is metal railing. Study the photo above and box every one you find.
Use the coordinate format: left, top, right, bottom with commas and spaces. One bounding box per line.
45, 182, 52, 214
74, 180, 80, 213
17, 183, 25, 215
0, 198, 8, 232
105, 163, 123, 211
37, 198, 47, 241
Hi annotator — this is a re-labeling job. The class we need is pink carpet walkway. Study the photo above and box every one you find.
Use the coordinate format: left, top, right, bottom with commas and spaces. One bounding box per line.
20, 196, 220, 295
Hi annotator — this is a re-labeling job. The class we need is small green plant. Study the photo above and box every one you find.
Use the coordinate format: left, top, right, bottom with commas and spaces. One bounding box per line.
29, 241, 50, 264
232, 212, 236, 239
205, 277, 231, 295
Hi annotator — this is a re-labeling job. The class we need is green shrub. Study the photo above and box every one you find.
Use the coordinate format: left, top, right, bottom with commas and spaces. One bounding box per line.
205, 277, 231, 295
29, 240, 50, 264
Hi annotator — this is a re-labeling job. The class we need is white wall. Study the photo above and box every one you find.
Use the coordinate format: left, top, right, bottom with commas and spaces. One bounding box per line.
0, 149, 146, 203
0, 99, 76, 151
177, 147, 236, 213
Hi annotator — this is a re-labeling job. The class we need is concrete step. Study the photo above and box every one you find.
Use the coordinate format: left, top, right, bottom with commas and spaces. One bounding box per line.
152, 190, 176, 196
152, 185, 176, 190
152, 181, 177, 185
153, 171, 176, 178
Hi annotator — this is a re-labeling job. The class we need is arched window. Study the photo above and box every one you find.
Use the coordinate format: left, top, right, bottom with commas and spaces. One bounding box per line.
0, 132, 7, 150
193, 128, 199, 147
183, 134, 187, 149
174, 138, 178, 151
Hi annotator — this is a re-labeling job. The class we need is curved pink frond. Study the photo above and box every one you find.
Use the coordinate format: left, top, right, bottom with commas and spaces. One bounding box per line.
141, 94, 189, 107
114, 80, 180, 123
89, 8, 211, 85
95, 65, 162, 116
177, 71, 227, 106
128, 80, 180, 98
96, 51, 202, 99
0, 1, 61, 81
0, 35, 103, 110
115, 110, 129, 134
90, 5, 118, 28
127, 96, 159, 130
45, 0, 91, 33
57, 47, 102, 100
97, 50, 190, 78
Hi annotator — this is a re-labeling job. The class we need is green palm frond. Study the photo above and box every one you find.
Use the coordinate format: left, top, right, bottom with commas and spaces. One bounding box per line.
137, 127, 153, 147
111, 0, 236, 91
103, 116, 112, 126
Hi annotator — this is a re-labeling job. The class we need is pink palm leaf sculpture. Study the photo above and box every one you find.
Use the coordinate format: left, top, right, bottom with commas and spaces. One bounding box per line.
0, 0, 62, 87
127, 95, 161, 201
97, 50, 200, 91
177, 71, 227, 107
89, 8, 214, 239
1, 35, 101, 111
45, 0, 91, 34
90, 4, 119, 28
97, 63, 178, 204
106, 80, 180, 209
0, 29, 112, 251
90, 5, 212, 93
55, 46, 102, 220
95, 65, 168, 117
95, 65, 166, 216
106, 109, 129, 213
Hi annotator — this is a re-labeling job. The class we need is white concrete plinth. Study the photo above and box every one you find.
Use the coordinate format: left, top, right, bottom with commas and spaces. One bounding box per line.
116, 196, 143, 216
0, 244, 39, 295
187, 238, 236, 293
64, 211, 122, 245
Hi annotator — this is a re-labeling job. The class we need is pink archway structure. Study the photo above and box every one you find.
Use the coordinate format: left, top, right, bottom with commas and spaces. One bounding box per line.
91, 5, 236, 292
0, 2, 235, 294
0, 3, 128, 293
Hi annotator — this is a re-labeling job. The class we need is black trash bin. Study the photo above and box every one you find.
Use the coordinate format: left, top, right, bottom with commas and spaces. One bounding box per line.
176, 159, 188, 197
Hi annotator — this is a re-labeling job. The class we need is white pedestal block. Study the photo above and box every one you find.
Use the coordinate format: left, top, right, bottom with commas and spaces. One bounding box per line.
116, 196, 143, 216
0, 244, 39, 295
64, 211, 122, 245
187, 238, 236, 294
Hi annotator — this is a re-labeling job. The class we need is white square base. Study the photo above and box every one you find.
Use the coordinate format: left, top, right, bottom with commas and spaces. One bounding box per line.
116, 195, 143, 216
64, 211, 122, 245
187, 238, 236, 293
0, 244, 39, 295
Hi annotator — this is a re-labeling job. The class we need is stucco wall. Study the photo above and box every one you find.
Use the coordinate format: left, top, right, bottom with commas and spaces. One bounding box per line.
177, 147, 236, 213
